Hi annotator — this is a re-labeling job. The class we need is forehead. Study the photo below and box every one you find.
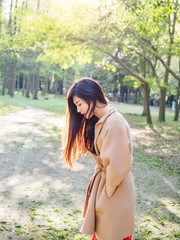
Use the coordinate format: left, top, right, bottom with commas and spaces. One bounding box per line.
73, 95, 83, 104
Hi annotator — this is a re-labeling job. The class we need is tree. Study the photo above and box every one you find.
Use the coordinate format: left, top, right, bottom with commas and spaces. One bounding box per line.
1, 0, 179, 126
158, 0, 179, 121
33, 62, 41, 99
16, 0, 156, 123
174, 59, 180, 121
132, 0, 180, 121
58, 1, 154, 124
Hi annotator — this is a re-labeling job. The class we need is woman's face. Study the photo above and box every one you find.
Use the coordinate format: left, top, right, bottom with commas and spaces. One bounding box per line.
73, 95, 94, 119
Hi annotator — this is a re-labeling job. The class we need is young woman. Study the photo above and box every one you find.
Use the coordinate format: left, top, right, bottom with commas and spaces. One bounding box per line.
63, 78, 135, 240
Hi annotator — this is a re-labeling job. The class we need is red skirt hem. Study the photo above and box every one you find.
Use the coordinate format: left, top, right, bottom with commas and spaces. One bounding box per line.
92, 233, 132, 240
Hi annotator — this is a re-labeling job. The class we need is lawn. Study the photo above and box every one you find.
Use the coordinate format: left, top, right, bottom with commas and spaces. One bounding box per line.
0, 93, 179, 240
0, 95, 25, 116
1, 93, 178, 125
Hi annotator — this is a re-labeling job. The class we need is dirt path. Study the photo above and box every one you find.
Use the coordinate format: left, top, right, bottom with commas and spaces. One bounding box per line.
0, 106, 179, 240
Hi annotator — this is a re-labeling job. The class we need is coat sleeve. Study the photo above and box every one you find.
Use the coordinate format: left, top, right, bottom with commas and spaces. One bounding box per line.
100, 121, 132, 188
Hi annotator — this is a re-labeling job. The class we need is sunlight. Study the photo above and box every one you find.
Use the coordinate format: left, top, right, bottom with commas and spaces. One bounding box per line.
51, 0, 100, 8
162, 176, 180, 195
2, 0, 101, 18
159, 197, 180, 217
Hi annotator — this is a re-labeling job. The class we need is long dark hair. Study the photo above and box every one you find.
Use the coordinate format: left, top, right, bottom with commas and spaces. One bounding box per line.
63, 77, 107, 168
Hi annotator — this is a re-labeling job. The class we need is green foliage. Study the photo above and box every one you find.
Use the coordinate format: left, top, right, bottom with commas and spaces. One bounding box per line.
123, 75, 142, 89
0, 0, 180, 123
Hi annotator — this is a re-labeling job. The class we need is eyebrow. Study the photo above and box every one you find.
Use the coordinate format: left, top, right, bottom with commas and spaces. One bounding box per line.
74, 100, 80, 104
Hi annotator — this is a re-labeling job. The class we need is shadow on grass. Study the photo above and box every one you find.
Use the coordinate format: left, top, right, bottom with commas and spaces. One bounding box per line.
0, 106, 179, 239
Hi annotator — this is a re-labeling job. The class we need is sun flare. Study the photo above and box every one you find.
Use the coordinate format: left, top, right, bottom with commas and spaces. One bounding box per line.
51, 0, 101, 9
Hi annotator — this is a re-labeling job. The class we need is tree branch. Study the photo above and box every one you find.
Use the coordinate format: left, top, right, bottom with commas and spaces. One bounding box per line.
66, 34, 111, 45
141, 38, 180, 82
114, 47, 121, 58
111, 55, 146, 84
128, 47, 158, 78
93, 46, 146, 84
158, 57, 180, 81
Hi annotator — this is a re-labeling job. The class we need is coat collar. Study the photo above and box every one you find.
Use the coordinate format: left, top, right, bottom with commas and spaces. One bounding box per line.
94, 106, 116, 156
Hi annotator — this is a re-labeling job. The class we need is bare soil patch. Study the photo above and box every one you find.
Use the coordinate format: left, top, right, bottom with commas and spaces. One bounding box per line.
0, 106, 179, 240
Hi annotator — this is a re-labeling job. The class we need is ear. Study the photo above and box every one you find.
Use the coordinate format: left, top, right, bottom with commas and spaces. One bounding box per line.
95, 99, 99, 107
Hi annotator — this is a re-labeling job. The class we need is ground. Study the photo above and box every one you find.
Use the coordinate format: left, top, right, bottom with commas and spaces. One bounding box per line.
0, 103, 179, 240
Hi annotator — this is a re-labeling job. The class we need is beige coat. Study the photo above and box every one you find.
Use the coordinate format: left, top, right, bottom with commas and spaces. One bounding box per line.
80, 107, 135, 240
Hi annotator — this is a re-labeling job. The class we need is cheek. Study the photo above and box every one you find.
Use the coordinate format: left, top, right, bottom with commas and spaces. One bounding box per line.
84, 107, 88, 114
84, 103, 89, 112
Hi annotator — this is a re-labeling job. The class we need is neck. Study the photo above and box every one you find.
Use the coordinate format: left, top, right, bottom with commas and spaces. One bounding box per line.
94, 102, 110, 119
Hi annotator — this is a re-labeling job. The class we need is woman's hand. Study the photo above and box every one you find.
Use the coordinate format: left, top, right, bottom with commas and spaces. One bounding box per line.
105, 185, 117, 199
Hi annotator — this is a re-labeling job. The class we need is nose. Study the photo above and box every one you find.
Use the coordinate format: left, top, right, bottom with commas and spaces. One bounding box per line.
77, 106, 81, 113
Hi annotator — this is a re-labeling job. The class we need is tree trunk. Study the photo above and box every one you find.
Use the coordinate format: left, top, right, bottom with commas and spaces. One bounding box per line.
13, 0, 18, 34
44, 79, 48, 99
0, 0, 3, 33
26, 67, 32, 98
59, 80, 63, 95
174, 61, 180, 121
55, 77, 58, 97
174, 81, 180, 121
7, 72, 11, 95
1, 52, 8, 95
37, 0, 40, 12
143, 82, 152, 125
159, 7, 177, 121
44, 79, 46, 96
48, 76, 51, 93
8, 0, 13, 29
2, 77, 6, 95
33, 67, 40, 100
141, 86, 147, 116
142, 58, 147, 116
31, 73, 35, 95
22, 74, 26, 96
112, 55, 152, 124
17, 72, 20, 92
7, 0, 18, 97
159, 87, 167, 121
159, 55, 171, 121
9, 57, 17, 97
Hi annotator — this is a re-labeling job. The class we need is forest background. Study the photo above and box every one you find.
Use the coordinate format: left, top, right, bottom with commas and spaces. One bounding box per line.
0, 0, 180, 124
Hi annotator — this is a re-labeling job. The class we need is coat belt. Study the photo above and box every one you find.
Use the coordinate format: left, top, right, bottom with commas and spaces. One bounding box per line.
83, 164, 106, 217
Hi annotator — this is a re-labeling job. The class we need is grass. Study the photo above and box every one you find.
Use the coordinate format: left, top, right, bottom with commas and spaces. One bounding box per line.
0, 95, 25, 115
1, 92, 179, 127
0, 93, 179, 240
3, 203, 92, 240
13, 92, 66, 116
0, 93, 66, 116
111, 102, 180, 129
111, 101, 175, 118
